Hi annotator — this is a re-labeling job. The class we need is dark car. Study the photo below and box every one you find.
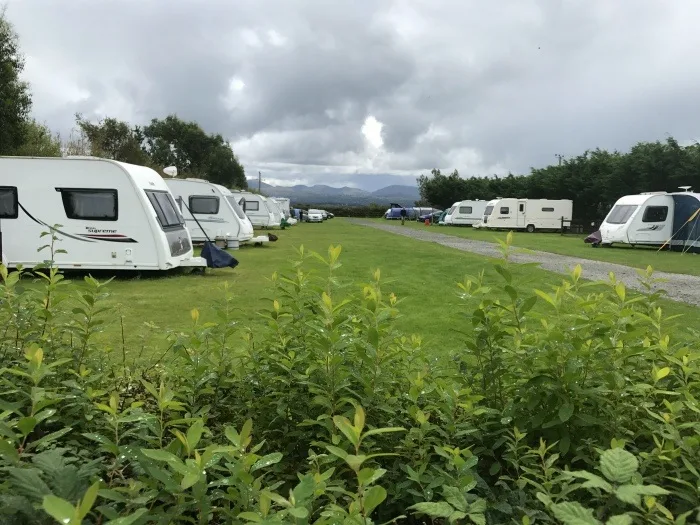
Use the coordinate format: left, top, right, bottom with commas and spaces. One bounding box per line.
417, 211, 443, 223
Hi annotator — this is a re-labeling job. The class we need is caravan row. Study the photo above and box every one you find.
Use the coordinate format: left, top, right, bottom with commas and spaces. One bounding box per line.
440, 198, 574, 232
0, 156, 294, 272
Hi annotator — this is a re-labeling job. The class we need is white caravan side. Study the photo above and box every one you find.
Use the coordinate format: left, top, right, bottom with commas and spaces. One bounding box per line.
443, 202, 460, 225
0, 156, 206, 270
234, 192, 282, 228
165, 178, 254, 249
480, 198, 573, 232
599, 190, 700, 250
450, 200, 488, 226
271, 197, 291, 218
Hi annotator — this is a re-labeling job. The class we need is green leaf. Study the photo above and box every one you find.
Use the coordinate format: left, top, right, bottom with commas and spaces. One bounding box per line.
468, 512, 486, 525
615, 484, 669, 506
186, 420, 204, 450
360, 427, 405, 441
409, 501, 456, 519
17, 416, 38, 436
494, 264, 512, 283
325, 445, 348, 460
606, 515, 633, 525
599, 448, 639, 484
558, 402, 574, 423
42, 495, 77, 524
250, 452, 283, 472
550, 502, 601, 525
288, 507, 309, 519
358, 467, 387, 487
0, 439, 19, 462
333, 415, 360, 447
238, 512, 263, 522
362, 486, 387, 515
653, 367, 671, 382
104, 508, 149, 525
181, 471, 200, 490
442, 486, 467, 512
534, 289, 557, 308
78, 481, 100, 519
565, 471, 613, 492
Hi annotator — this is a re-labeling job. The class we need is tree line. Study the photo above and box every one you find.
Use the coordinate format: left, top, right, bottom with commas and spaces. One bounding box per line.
0, 11, 246, 189
419, 139, 700, 225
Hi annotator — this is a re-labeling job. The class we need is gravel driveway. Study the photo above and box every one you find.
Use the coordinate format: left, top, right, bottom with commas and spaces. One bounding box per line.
349, 219, 700, 307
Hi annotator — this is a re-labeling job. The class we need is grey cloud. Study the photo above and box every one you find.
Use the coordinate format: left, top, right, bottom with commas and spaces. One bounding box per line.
7, 0, 700, 190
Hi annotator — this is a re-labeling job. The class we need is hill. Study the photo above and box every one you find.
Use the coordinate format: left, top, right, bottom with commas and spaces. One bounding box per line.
245, 179, 421, 205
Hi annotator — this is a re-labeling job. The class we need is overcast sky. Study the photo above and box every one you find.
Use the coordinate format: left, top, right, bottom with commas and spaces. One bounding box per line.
7, 0, 700, 189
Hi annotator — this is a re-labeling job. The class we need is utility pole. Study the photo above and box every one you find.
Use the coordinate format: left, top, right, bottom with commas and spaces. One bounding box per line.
555, 154, 563, 166
258, 171, 261, 192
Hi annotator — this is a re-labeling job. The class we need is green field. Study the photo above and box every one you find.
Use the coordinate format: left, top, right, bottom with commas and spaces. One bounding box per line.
37, 219, 696, 357
377, 218, 700, 276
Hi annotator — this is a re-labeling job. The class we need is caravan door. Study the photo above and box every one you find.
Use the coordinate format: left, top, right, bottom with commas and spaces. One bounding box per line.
629, 195, 674, 245
516, 200, 526, 228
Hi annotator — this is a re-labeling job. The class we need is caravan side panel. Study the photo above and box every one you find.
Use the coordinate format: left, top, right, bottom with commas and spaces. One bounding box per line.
3, 157, 169, 270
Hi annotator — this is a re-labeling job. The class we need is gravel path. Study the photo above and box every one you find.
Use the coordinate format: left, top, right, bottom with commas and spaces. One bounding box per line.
348, 219, 700, 307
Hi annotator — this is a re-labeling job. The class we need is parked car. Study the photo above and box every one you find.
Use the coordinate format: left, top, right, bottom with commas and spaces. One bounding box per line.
418, 211, 443, 223
306, 209, 324, 222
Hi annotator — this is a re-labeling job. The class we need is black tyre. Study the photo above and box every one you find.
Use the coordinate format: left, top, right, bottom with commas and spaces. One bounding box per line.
526, 224, 535, 233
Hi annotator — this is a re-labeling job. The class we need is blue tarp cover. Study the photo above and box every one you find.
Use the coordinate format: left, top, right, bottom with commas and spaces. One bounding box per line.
201, 242, 239, 268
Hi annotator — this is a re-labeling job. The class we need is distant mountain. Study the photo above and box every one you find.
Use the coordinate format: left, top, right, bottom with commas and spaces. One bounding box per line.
246, 179, 421, 205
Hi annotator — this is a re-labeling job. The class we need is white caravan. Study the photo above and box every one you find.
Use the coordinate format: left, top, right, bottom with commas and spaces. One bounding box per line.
443, 202, 460, 225
599, 189, 700, 251
234, 192, 282, 228
165, 178, 254, 249
449, 200, 488, 226
271, 197, 291, 218
479, 198, 573, 232
0, 156, 206, 271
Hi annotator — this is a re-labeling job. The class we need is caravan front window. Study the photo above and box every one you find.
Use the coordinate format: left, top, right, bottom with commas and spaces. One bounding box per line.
146, 191, 184, 229
58, 188, 118, 221
484, 205, 494, 216
189, 196, 220, 214
0, 186, 18, 218
226, 196, 247, 219
605, 205, 638, 224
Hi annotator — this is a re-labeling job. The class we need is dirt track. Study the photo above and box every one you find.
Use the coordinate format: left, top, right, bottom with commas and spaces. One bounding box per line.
349, 219, 700, 307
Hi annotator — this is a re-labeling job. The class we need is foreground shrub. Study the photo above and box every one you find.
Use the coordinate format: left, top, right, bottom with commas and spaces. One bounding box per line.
0, 235, 699, 524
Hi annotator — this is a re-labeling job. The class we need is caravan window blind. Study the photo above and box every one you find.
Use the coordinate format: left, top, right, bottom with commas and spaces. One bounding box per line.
500, 207, 510, 214
459, 206, 473, 214
0, 186, 18, 219
189, 196, 220, 214
57, 188, 118, 221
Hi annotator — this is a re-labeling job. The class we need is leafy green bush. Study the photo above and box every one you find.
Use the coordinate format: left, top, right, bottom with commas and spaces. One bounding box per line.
1, 233, 699, 524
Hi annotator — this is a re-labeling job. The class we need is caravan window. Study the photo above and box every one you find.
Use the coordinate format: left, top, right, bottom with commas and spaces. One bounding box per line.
0, 186, 18, 218
459, 206, 473, 214
605, 205, 638, 224
58, 188, 118, 221
146, 191, 184, 229
226, 196, 247, 219
519, 204, 525, 212
189, 196, 220, 214
484, 205, 494, 216
500, 207, 510, 214
245, 200, 259, 211
642, 206, 668, 222
542, 207, 555, 212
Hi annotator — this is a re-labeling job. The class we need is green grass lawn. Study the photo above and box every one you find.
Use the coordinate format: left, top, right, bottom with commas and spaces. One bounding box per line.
35, 219, 700, 357
374, 218, 700, 276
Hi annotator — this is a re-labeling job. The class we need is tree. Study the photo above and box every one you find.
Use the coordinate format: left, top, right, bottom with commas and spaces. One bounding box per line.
76, 115, 148, 165
143, 115, 246, 188
13, 120, 61, 157
0, 8, 32, 155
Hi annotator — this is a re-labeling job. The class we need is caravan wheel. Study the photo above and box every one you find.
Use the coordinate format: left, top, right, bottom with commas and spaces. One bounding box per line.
526, 224, 535, 233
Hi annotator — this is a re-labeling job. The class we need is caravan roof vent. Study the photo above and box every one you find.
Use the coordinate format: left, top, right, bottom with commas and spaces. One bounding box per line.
679, 186, 693, 192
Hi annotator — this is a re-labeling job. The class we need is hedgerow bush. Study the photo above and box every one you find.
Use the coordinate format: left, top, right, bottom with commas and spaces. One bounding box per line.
1, 232, 699, 524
